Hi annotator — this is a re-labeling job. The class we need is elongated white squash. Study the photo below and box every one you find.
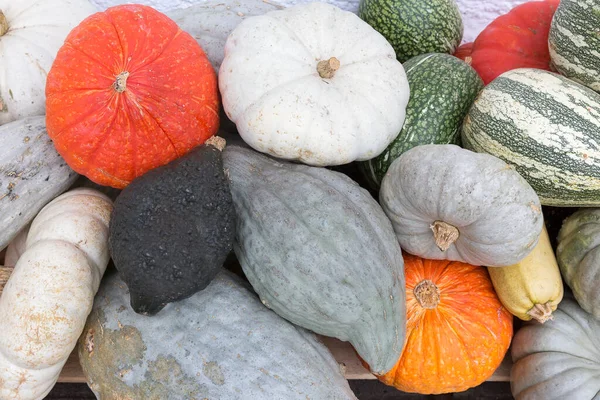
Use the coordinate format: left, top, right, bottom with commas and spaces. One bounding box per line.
0, 187, 113, 400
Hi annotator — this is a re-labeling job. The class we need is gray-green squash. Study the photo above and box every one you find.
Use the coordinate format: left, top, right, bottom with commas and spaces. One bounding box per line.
511, 298, 600, 400
0, 116, 78, 250
379, 144, 543, 267
556, 208, 600, 319
78, 269, 357, 400
222, 144, 405, 375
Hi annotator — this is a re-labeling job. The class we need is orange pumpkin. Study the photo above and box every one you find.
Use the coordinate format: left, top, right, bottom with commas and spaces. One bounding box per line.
45, 4, 219, 188
375, 253, 513, 394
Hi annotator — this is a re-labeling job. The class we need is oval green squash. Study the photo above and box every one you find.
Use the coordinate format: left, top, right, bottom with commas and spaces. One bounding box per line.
556, 208, 600, 319
222, 144, 405, 375
78, 269, 357, 400
358, 0, 463, 63
359, 53, 483, 189
462, 68, 600, 206
549, 0, 600, 92
0, 116, 78, 250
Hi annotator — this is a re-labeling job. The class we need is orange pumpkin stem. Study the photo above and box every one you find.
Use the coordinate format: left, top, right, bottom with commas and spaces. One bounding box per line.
527, 302, 554, 323
430, 220, 460, 251
413, 279, 440, 309
317, 57, 341, 79
205, 136, 226, 151
0, 265, 14, 297
114, 71, 130, 93
0, 10, 8, 37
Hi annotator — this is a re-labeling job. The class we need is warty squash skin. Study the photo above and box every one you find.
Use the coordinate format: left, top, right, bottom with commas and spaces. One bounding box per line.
511, 298, 600, 400
0, 188, 113, 400
78, 269, 358, 400
0, 116, 78, 250
488, 224, 564, 323
379, 144, 543, 267
556, 208, 600, 319
223, 144, 406, 375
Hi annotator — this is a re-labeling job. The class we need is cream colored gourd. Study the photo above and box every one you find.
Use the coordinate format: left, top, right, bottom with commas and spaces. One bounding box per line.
488, 224, 564, 323
219, 2, 410, 166
0, 0, 96, 125
0, 188, 113, 400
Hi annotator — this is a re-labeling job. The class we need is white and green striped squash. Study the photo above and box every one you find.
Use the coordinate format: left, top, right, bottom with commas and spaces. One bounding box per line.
549, 0, 600, 93
462, 68, 600, 207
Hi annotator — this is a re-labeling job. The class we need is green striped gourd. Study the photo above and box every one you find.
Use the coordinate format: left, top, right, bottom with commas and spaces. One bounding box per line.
359, 53, 483, 189
462, 68, 600, 207
358, 0, 463, 63
549, 0, 600, 92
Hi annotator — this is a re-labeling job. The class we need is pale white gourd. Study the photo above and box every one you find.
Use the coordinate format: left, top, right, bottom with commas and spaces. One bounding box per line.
219, 2, 410, 166
0, 188, 113, 400
0, 0, 97, 125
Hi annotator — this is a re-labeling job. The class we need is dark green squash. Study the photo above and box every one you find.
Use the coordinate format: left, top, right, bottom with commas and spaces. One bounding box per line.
222, 144, 405, 375
108, 137, 236, 316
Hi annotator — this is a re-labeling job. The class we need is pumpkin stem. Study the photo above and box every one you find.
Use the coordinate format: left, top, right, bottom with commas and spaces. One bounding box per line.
527, 302, 554, 324
114, 71, 130, 93
430, 221, 460, 251
317, 57, 341, 79
0, 265, 14, 297
205, 136, 226, 151
413, 279, 440, 309
0, 10, 8, 37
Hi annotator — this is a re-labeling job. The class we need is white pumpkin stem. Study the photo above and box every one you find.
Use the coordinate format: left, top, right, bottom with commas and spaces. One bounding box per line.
0, 265, 14, 297
413, 279, 440, 309
430, 220, 460, 251
0, 10, 8, 37
205, 136, 226, 151
527, 302, 554, 324
114, 71, 130, 93
317, 57, 341, 79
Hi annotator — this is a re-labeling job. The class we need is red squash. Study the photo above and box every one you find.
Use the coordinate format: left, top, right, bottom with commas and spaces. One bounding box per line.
462, 0, 560, 85
45, 4, 220, 188
453, 42, 473, 64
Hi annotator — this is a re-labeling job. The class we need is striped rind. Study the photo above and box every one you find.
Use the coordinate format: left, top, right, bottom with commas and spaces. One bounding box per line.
549, 0, 600, 92
462, 68, 600, 206
359, 53, 483, 189
358, 0, 463, 63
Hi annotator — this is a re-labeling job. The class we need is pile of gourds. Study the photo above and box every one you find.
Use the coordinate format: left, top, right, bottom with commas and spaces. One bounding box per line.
1, 0, 600, 399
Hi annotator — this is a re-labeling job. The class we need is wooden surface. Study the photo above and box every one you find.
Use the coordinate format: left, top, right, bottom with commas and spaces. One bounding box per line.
58, 336, 512, 383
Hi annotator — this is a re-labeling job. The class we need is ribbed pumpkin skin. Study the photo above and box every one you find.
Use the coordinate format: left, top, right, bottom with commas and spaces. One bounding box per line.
359, 53, 483, 189
376, 254, 513, 394
358, 0, 463, 63
556, 209, 600, 319
511, 298, 600, 400
78, 269, 357, 400
45, 4, 220, 189
549, 0, 600, 92
223, 144, 405, 375
462, 68, 600, 206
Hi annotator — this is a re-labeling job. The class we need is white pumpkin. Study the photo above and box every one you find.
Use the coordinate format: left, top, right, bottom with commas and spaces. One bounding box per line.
0, 0, 97, 125
0, 188, 112, 400
219, 2, 409, 166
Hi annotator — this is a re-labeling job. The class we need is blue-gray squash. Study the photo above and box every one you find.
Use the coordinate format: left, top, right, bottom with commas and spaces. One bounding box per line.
222, 144, 405, 375
0, 116, 78, 250
77, 269, 357, 400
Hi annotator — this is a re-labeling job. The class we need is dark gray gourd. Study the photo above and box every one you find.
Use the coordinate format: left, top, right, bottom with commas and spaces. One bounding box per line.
78, 269, 357, 400
222, 144, 406, 375
109, 137, 236, 316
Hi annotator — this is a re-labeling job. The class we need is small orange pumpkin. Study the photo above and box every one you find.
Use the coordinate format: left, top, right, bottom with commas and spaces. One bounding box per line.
45, 4, 220, 188
374, 253, 513, 394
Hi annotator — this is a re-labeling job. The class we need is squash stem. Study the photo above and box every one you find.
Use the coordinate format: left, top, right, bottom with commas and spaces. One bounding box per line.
430, 220, 460, 251
0, 10, 8, 36
114, 71, 130, 93
317, 57, 340, 79
205, 136, 226, 151
527, 302, 554, 323
0, 265, 14, 297
413, 279, 440, 309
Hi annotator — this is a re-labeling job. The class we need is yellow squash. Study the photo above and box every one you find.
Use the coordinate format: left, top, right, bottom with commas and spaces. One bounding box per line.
487, 224, 563, 323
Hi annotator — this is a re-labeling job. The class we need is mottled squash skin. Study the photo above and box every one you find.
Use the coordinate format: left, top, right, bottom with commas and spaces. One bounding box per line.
223, 144, 405, 375
78, 269, 357, 400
